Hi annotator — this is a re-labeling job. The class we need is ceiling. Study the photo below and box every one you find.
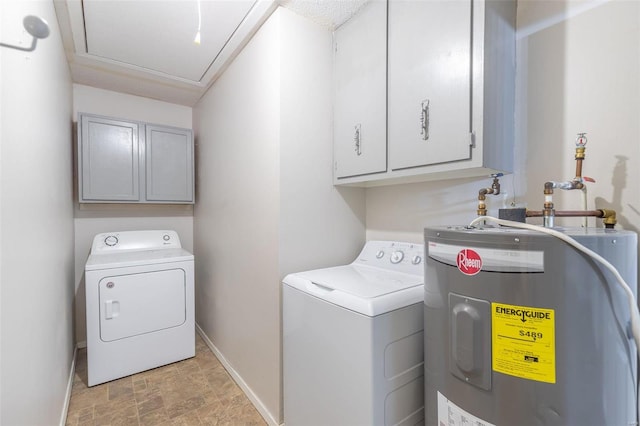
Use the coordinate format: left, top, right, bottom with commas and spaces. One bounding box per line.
54, 0, 369, 106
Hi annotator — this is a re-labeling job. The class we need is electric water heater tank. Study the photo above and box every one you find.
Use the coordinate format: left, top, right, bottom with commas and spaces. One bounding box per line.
424, 226, 637, 426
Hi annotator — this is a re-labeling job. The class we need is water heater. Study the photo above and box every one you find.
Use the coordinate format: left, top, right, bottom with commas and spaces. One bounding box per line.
424, 225, 637, 426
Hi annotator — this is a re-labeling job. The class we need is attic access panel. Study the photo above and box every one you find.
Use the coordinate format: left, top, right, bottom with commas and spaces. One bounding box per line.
82, 0, 256, 82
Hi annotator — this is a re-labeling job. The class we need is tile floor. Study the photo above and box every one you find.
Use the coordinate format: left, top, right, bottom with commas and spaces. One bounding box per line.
65, 334, 267, 425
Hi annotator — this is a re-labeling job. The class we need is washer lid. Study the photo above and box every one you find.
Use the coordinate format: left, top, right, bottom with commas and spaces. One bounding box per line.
86, 248, 193, 271
283, 264, 423, 317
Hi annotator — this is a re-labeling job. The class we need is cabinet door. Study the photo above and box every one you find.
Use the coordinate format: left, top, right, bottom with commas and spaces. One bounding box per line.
333, 0, 387, 179
388, 0, 472, 171
80, 115, 140, 201
145, 125, 194, 202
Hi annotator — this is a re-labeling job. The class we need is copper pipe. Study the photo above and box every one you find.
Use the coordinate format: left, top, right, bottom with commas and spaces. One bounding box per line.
575, 159, 584, 180
526, 209, 617, 228
555, 210, 604, 217
528, 210, 604, 218
575, 146, 586, 180
477, 175, 502, 216
527, 210, 615, 217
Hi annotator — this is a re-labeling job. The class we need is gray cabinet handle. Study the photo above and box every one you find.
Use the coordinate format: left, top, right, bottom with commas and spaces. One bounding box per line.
354, 123, 362, 155
420, 99, 430, 140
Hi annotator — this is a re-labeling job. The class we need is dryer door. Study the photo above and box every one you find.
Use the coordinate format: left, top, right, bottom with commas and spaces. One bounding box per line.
99, 268, 186, 342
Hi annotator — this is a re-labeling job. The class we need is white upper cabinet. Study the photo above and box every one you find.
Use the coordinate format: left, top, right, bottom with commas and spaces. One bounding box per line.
333, 0, 387, 179
388, 0, 472, 170
78, 113, 194, 204
334, 0, 516, 186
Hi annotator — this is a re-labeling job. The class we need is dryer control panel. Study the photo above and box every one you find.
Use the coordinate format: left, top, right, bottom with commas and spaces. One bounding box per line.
91, 230, 182, 253
355, 241, 424, 275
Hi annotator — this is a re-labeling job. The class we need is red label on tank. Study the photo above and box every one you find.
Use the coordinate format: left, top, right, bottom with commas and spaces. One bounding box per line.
457, 249, 482, 275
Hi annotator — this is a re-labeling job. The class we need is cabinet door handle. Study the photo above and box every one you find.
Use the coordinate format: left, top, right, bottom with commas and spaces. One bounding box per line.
420, 99, 430, 140
354, 123, 362, 156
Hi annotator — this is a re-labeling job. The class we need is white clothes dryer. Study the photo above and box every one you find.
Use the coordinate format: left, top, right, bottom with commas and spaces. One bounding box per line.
85, 230, 194, 386
283, 241, 425, 426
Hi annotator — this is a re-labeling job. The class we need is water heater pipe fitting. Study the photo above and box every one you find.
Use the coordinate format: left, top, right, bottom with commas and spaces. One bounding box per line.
477, 174, 502, 216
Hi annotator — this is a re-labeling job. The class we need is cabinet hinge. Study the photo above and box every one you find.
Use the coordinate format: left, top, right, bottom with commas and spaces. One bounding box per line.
469, 132, 476, 147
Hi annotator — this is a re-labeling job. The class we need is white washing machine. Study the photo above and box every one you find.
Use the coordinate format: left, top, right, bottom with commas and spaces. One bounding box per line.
283, 241, 425, 426
85, 230, 195, 386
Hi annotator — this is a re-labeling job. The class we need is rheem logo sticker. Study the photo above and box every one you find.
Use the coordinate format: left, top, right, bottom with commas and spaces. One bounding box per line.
457, 249, 482, 275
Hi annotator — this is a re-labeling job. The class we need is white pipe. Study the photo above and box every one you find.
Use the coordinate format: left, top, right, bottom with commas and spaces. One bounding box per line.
581, 186, 588, 228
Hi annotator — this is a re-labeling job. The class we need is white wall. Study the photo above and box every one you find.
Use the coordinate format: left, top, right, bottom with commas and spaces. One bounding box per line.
517, 0, 640, 230
193, 8, 365, 424
72, 84, 194, 344
0, 1, 75, 424
278, 9, 366, 277
194, 12, 282, 422
366, 0, 640, 243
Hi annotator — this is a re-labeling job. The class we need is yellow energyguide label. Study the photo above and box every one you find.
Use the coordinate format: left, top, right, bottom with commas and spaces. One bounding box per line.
492, 302, 555, 383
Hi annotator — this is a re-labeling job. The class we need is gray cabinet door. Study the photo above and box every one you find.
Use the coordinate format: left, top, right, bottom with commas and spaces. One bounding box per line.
333, 0, 387, 179
80, 115, 141, 201
145, 125, 194, 203
388, 0, 472, 170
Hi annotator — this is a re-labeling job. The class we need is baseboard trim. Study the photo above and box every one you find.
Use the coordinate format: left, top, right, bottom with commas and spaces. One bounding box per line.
195, 323, 282, 426
59, 345, 77, 426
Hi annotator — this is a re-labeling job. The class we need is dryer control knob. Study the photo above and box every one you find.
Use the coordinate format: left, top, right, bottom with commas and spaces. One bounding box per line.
376, 250, 385, 259
390, 250, 404, 264
104, 235, 118, 247
412, 255, 422, 265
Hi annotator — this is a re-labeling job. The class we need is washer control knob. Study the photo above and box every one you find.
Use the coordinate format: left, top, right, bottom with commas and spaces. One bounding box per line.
412, 255, 422, 265
163, 234, 171, 241
104, 235, 118, 247
390, 250, 404, 264
376, 250, 385, 259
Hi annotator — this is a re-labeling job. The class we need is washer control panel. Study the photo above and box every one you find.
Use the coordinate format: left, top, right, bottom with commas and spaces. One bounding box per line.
91, 230, 182, 253
356, 241, 424, 275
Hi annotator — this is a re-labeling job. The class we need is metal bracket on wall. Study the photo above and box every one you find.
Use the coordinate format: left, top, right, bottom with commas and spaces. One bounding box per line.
0, 15, 50, 52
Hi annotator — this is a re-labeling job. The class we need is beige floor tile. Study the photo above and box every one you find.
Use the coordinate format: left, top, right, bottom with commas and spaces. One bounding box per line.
196, 402, 230, 425
65, 405, 93, 426
93, 397, 137, 418
138, 407, 171, 426
67, 334, 265, 426
136, 393, 165, 417
108, 377, 135, 402
165, 395, 207, 419
93, 404, 139, 426
176, 358, 201, 375
67, 386, 109, 413
171, 410, 203, 425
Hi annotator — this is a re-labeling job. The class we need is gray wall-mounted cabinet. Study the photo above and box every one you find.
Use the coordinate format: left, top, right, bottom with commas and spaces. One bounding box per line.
78, 113, 194, 204
333, 0, 516, 186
